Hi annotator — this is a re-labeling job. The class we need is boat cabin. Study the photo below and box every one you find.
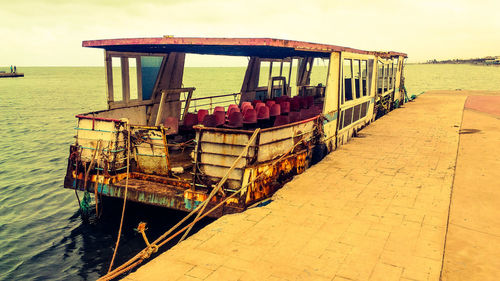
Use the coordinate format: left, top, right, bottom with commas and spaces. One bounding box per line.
65, 37, 407, 217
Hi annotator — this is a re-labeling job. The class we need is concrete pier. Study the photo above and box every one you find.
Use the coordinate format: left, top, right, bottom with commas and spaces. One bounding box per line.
124, 90, 500, 281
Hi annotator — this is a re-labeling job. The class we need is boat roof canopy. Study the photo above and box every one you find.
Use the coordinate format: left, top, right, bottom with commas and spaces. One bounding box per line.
82, 37, 407, 59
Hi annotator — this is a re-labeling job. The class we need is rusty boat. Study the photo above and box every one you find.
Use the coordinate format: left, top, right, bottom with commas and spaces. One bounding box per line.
64, 37, 407, 218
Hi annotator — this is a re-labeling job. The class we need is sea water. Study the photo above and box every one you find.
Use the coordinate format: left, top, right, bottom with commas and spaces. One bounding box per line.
0, 64, 498, 280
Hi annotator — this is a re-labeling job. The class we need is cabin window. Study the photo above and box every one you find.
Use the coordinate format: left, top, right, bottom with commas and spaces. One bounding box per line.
353, 60, 361, 99
258, 61, 271, 88
361, 60, 368, 96
353, 103, 361, 122
390, 63, 394, 89
111, 57, 123, 101
108, 54, 163, 103
290, 59, 300, 96
271, 60, 289, 97
377, 62, 383, 94
390, 62, 395, 89
343, 107, 353, 127
392, 59, 398, 89
257, 60, 294, 98
389, 62, 394, 90
343, 59, 353, 103
296, 57, 328, 98
141, 56, 163, 100
281, 60, 294, 95
309, 58, 329, 87
275, 60, 293, 97
109, 55, 144, 102
129, 58, 139, 100
384, 64, 392, 92
384, 64, 389, 92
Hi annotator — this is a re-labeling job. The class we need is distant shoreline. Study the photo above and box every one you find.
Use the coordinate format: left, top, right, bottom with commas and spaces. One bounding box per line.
421, 57, 500, 66
412, 63, 500, 67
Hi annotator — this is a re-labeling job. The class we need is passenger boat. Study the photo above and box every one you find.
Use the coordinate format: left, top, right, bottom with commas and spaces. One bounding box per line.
64, 37, 407, 217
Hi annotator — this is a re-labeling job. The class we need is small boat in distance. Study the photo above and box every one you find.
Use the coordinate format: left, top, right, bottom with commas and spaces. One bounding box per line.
0, 71, 24, 78
64, 37, 407, 217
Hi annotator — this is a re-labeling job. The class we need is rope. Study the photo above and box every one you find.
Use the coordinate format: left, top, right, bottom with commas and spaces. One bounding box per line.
179, 128, 261, 243
98, 134, 309, 280
157, 137, 307, 249
94, 141, 103, 217
107, 122, 131, 273
83, 142, 100, 191
80, 142, 100, 217
73, 147, 82, 208
80, 192, 92, 214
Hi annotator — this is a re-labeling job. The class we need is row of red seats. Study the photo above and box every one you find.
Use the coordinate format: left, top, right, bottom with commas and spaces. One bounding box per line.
182, 95, 321, 129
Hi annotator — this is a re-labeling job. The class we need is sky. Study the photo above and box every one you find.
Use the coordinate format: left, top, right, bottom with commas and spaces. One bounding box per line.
1, 0, 499, 66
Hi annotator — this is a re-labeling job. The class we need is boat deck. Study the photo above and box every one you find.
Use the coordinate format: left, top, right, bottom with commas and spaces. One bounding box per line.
123, 90, 500, 281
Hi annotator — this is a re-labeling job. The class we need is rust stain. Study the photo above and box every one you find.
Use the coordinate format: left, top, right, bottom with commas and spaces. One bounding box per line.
65, 122, 315, 217
245, 150, 308, 204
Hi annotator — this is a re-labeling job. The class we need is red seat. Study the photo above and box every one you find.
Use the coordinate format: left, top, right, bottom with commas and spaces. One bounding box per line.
305, 96, 314, 108
242, 104, 254, 115
228, 104, 239, 113
273, 115, 289, 126
300, 108, 317, 119
310, 105, 321, 116
280, 101, 290, 114
202, 114, 217, 127
163, 117, 178, 135
255, 102, 266, 113
225, 111, 243, 128
214, 111, 226, 126
300, 108, 309, 119
252, 99, 263, 107
197, 109, 209, 123
183, 113, 198, 128
227, 106, 240, 117
243, 109, 257, 124
265, 100, 276, 108
241, 101, 252, 108
270, 104, 281, 117
276, 96, 290, 103
288, 111, 301, 123
298, 97, 308, 109
214, 106, 225, 113
290, 99, 301, 112
257, 106, 270, 120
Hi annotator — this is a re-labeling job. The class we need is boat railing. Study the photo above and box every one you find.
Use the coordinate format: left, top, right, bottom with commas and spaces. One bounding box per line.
181, 92, 240, 118
155, 89, 241, 124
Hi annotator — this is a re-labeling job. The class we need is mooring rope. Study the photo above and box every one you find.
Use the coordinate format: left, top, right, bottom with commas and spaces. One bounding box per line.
80, 142, 100, 216
107, 122, 131, 273
178, 128, 261, 242
93, 140, 104, 217
97, 134, 309, 281
73, 147, 82, 208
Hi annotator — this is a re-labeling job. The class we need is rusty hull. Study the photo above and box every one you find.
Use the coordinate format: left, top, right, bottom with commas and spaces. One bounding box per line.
64, 144, 313, 217
242, 149, 309, 205
64, 169, 245, 218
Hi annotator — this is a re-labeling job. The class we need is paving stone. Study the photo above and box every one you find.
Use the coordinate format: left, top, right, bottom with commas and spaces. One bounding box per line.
123, 92, 497, 281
